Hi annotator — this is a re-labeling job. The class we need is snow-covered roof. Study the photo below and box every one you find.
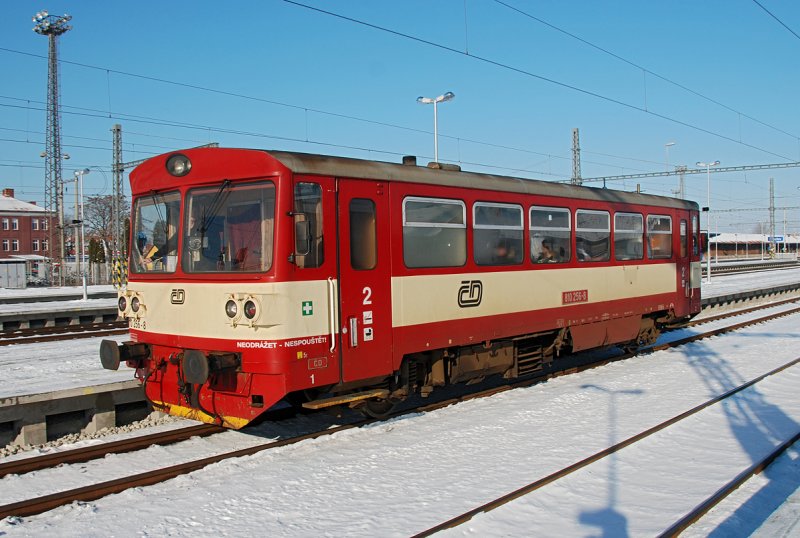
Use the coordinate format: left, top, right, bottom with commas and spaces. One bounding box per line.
9, 254, 49, 261
710, 232, 800, 244
0, 194, 47, 214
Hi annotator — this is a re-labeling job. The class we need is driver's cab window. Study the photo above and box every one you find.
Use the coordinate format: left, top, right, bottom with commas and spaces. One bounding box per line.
293, 182, 324, 268
182, 181, 275, 273
132, 191, 180, 273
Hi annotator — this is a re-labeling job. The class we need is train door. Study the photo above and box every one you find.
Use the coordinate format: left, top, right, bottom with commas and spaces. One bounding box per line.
689, 211, 703, 312
678, 216, 691, 299
337, 179, 392, 382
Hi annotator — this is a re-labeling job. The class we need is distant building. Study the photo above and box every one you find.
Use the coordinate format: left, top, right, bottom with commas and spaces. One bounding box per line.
0, 188, 54, 260
709, 232, 799, 259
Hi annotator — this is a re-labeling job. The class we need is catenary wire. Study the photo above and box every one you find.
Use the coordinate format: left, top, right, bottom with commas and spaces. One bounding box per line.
279, 0, 796, 162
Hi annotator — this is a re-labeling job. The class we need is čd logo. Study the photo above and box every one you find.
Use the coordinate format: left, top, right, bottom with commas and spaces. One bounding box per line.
458, 280, 483, 308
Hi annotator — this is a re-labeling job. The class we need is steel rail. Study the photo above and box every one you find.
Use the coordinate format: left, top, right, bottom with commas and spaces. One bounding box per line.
702, 260, 799, 275
0, 320, 126, 338
0, 321, 127, 346
412, 356, 800, 537
0, 419, 370, 519
0, 423, 222, 479
658, 430, 800, 537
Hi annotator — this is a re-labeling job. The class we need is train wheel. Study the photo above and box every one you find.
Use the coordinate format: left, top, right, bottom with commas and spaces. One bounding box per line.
361, 398, 396, 419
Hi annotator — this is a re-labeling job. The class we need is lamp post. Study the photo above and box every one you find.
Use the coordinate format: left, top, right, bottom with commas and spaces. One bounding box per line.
416, 91, 455, 163
73, 168, 90, 300
664, 141, 675, 171
696, 160, 719, 282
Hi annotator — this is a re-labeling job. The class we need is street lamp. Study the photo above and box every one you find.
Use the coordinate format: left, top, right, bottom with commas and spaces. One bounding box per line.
417, 91, 455, 163
696, 160, 719, 282
664, 141, 675, 171
73, 168, 90, 300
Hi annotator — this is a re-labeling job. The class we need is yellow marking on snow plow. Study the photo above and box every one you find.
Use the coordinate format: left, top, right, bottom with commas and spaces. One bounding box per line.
153, 400, 251, 430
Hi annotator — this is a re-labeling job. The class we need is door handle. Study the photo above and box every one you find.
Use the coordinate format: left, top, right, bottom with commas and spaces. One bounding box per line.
349, 316, 358, 348
327, 277, 337, 352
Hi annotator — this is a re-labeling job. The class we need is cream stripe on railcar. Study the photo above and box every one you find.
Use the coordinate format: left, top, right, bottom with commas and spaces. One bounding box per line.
124, 281, 332, 341
391, 264, 676, 328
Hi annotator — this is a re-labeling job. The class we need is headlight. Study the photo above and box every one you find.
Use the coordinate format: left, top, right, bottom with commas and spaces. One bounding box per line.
118, 296, 127, 312
131, 296, 140, 313
166, 153, 192, 177
225, 300, 238, 318
244, 300, 257, 319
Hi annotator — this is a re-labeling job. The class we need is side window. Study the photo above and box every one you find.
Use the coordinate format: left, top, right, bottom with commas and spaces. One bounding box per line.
350, 198, 376, 270
614, 213, 643, 261
403, 197, 466, 268
473, 202, 523, 266
530, 206, 570, 263
576, 210, 610, 262
647, 215, 673, 259
692, 214, 700, 256
680, 219, 688, 258
294, 182, 324, 268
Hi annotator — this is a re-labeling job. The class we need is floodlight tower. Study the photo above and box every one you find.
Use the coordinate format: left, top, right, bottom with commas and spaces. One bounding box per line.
33, 10, 72, 285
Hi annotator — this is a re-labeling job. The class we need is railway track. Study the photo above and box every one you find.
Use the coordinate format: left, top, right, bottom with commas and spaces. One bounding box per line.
0, 423, 222, 479
701, 259, 799, 276
1, 299, 798, 520
412, 356, 800, 537
0, 321, 127, 346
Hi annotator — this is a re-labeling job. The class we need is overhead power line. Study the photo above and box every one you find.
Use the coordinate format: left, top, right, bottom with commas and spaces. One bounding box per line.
583, 162, 800, 184
752, 0, 800, 41
2, 3, 797, 167
280, 0, 795, 162
494, 0, 800, 142
0, 99, 571, 180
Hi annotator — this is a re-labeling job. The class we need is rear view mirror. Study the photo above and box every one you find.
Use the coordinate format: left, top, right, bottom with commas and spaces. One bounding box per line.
294, 216, 311, 256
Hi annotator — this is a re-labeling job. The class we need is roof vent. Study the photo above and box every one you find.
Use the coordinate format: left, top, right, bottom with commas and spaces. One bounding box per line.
402, 155, 417, 166
427, 162, 461, 172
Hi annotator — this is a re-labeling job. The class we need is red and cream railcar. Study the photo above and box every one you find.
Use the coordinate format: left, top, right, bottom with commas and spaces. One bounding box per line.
101, 148, 702, 428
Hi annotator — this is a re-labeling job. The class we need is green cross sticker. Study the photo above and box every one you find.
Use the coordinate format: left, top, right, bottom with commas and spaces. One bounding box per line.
302, 301, 313, 316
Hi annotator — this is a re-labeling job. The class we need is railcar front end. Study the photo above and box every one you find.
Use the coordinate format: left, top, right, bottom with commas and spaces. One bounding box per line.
100, 149, 339, 428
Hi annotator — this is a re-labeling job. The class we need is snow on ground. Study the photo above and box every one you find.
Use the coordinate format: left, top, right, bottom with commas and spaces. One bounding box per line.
0, 285, 116, 299
0, 307, 798, 536
0, 334, 131, 398
700, 266, 800, 298
0, 271, 798, 536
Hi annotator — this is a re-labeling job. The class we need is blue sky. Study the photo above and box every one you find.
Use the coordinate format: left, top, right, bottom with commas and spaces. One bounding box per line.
2, 1, 800, 234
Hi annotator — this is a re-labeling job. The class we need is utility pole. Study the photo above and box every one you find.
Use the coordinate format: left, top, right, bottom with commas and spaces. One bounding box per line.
769, 177, 775, 253
112, 124, 125, 287
33, 10, 72, 286
571, 128, 582, 185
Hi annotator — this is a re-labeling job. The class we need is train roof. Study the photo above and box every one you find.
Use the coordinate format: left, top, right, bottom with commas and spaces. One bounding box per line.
267, 150, 698, 211
133, 147, 698, 211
